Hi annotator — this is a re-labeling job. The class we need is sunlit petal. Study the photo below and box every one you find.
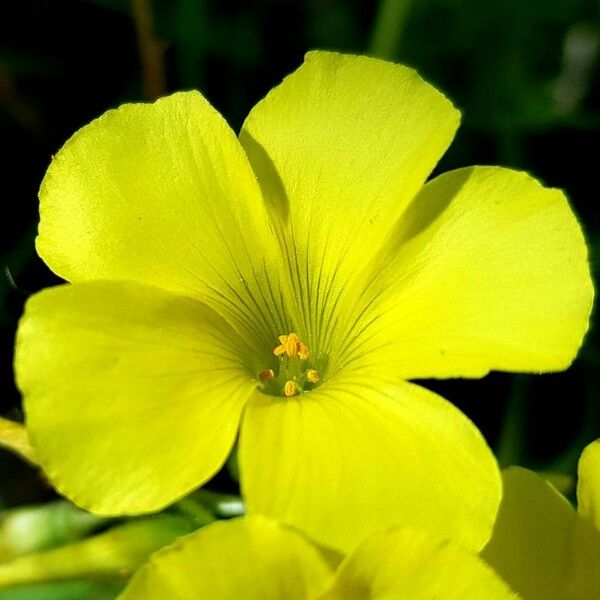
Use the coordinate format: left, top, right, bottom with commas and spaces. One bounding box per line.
341, 166, 593, 378
240, 374, 500, 553
16, 281, 254, 514
318, 526, 516, 599
38, 91, 281, 351
242, 51, 459, 353
119, 516, 333, 599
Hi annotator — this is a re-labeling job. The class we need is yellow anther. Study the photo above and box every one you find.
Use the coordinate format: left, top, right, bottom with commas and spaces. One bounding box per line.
284, 333, 300, 358
298, 343, 310, 360
284, 380, 299, 397
273, 332, 310, 360
259, 369, 275, 381
273, 334, 290, 357
305, 369, 319, 383
267, 334, 316, 397
273, 345, 286, 357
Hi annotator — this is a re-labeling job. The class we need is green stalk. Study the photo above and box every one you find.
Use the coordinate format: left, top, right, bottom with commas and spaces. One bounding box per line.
497, 375, 529, 468
368, 0, 412, 60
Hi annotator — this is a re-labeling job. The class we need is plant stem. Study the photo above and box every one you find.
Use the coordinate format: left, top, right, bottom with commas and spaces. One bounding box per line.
497, 375, 529, 468
131, 0, 167, 100
368, 0, 412, 60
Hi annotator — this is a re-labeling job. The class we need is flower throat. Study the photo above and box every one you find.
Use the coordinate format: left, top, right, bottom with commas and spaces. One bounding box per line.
259, 333, 320, 397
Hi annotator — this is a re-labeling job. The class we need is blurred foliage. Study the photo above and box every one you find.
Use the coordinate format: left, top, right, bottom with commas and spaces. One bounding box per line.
0, 0, 598, 554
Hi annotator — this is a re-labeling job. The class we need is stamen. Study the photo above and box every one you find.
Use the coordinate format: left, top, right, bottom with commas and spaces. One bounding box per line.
284, 334, 300, 358
273, 332, 310, 360
284, 380, 299, 397
259, 369, 275, 381
306, 369, 319, 383
298, 343, 310, 360
263, 333, 319, 397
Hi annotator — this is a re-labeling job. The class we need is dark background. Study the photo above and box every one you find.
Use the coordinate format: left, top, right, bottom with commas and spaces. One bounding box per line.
1, 0, 599, 508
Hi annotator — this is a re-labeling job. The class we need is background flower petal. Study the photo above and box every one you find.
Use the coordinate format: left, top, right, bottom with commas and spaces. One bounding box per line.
577, 439, 600, 530
482, 467, 600, 599
317, 526, 516, 600
240, 50, 460, 354
15, 281, 255, 514
341, 166, 593, 378
0, 417, 36, 464
38, 91, 280, 353
119, 516, 333, 600
239, 375, 500, 553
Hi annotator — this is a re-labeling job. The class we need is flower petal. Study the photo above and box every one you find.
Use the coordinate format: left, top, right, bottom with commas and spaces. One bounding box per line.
38, 91, 280, 350
239, 375, 500, 553
0, 417, 36, 464
15, 281, 255, 514
241, 51, 459, 351
318, 527, 516, 600
482, 467, 600, 599
342, 166, 593, 378
119, 516, 333, 599
577, 439, 600, 530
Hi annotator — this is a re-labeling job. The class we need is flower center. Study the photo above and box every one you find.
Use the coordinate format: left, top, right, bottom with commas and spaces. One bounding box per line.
259, 333, 320, 397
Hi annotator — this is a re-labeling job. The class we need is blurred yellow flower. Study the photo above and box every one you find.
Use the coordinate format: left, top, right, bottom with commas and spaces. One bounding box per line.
119, 515, 517, 600
15, 51, 592, 553
482, 440, 600, 599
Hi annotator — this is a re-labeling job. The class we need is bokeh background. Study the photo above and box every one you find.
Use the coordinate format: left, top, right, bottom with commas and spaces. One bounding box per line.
0, 0, 599, 568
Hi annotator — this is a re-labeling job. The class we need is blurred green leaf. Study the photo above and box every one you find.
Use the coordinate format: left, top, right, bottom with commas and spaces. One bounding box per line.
0, 580, 123, 600
0, 501, 111, 562
0, 515, 194, 589
398, 0, 598, 133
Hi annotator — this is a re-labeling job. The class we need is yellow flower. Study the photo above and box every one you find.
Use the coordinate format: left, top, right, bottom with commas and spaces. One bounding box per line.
482, 440, 600, 599
15, 51, 592, 553
119, 515, 517, 599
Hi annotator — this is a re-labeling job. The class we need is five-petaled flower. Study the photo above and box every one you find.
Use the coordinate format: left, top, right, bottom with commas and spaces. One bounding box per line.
15, 51, 593, 553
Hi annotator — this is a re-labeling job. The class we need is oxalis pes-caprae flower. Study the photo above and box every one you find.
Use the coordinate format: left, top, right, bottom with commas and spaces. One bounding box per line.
15, 51, 593, 554
482, 439, 600, 598
118, 516, 517, 599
